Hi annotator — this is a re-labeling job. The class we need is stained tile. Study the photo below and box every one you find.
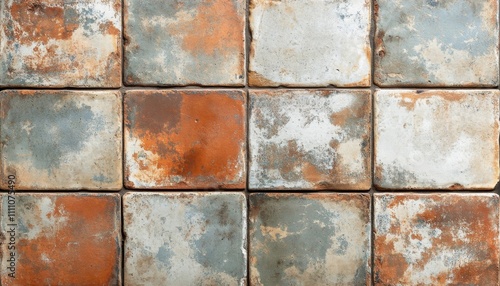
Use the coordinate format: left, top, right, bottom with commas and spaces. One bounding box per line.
249, 193, 371, 285
124, 0, 245, 86
124, 89, 246, 189
123, 192, 247, 285
374, 0, 499, 87
249, 89, 371, 190
249, 0, 371, 87
0, 193, 121, 285
374, 89, 499, 190
374, 193, 499, 285
0, 0, 121, 87
0, 90, 123, 190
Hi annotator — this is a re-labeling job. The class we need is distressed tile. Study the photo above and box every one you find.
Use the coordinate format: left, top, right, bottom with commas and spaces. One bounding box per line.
249, 90, 371, 190
124, 192, 247, 285
249, 0, 371, 87
124, 0, 245, 86
374, 193, 499, 285
0, 90, 122, 190
125, 90, 246, 189
0, 193, 121, 285
0, 0, 121, 87
249, 193, 371, 285
374, 0, 499, 87
374, 90, 499, 190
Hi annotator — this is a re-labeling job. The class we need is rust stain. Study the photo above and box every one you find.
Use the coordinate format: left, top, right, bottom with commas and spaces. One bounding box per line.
171, 0, 242, 56
248, 70, 279, 87
126, 90, 245, 188
397, 90, 467, 111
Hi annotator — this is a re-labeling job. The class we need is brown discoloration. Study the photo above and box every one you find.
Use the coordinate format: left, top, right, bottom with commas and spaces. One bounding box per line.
171, 0, 242, 57
375, 194, 500, 285
0, 194, 121, 285
125, 90, 246, 189
248, 70, 279, 87
398, 90, 467, 111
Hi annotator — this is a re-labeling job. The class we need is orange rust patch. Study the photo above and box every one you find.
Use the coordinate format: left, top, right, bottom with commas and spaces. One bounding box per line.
8, 195, 120, 285
171, 0, 243, 56
397, 90, 467, 111
10, 2, 79, 45
126, 90, 246, 188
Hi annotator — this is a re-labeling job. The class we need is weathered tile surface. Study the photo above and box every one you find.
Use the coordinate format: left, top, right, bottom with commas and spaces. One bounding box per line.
0, 193, 121, 285
249, 90, 371, 190
124, 0, 245, 86
125, 90, 246, 189
374, 193, 499, 285
0, 0, 121, 87
249, 0, 371, 87
374, 0, 499, 87
250, 193, 371, 285
0, 90, 122, 190
374, 90, 499, 190
124, 192, 247, 285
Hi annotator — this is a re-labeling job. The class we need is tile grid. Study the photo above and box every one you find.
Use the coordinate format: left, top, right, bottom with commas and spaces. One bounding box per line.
1, 0, 499, 285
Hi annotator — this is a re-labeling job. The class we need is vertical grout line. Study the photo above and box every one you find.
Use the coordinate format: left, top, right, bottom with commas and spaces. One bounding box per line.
369, 0, 376, 285
244, 0, 251, 285
120, 1, 126, 285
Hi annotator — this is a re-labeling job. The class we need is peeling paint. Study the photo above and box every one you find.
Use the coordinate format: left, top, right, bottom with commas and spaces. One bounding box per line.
374, 193, 499, 285
249, 89, 371, 190
374, 0, 499, 86
249, 0, 371, 87
0, 193, 121, 285
125, 90, 246, 189
124, 0, 245, 86
123, 192, 247, 285
374, 89, 500, 190
249, 193, 371, 285
0, 0, 121, 87
0, 90, 123, 190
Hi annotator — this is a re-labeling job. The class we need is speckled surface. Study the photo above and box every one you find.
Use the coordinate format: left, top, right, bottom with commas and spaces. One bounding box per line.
374, 193, 499, 285
123, 192, 247, 285
0, 90, 123, 190
249, 89, 371, 190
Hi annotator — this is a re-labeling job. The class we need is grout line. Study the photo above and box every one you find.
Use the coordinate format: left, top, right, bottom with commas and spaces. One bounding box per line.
369, 0, 376, 284
244, 0, 251, 284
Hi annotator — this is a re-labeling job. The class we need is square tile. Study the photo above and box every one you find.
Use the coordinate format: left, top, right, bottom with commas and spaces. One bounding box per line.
0, 90, 123, 190
374, 193, 499, 285
374, 90, 499, 190
124, 0, 245, 86
0, 0, 121, 87
249, 0, 371, 87
249, 89, 371, 190
374, 0, 499, 87
0, 193, 121, 285
123, 192, 247, 285
125, 90, 246, 189
249, 193, 371, 285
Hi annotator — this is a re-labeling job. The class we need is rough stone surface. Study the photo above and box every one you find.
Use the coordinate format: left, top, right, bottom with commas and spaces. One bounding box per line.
123, 192, 247, 285
374, 0, 499, 87
0, 90, 123, 190
0, 0, 121, 87
374, 90, 499, 190
249, 193, 371, 285
249, 89, 371, 190
249, 0, 371, 87
124, 0, 245, 86
125, 90, 246, 189
374, 193, 499, 285
0, 193, 121, 285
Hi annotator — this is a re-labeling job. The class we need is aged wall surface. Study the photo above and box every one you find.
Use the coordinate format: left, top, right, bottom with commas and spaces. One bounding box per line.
0, 0, 499, 285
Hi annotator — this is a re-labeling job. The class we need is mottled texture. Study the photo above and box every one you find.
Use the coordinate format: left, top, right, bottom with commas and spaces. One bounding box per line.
249, 89, 371, 190
124, 0, 245, 86
0, 193, 121, 285
374, 0, 499, 87
0, 90, 122, 190
250, 193, 371, 285
123, 192, 247, 285
125, 90, 246, 189
374, 193, 499, 285
374, 90, 499, 190
249, 0, 371, 87
0, 0, 121, 87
